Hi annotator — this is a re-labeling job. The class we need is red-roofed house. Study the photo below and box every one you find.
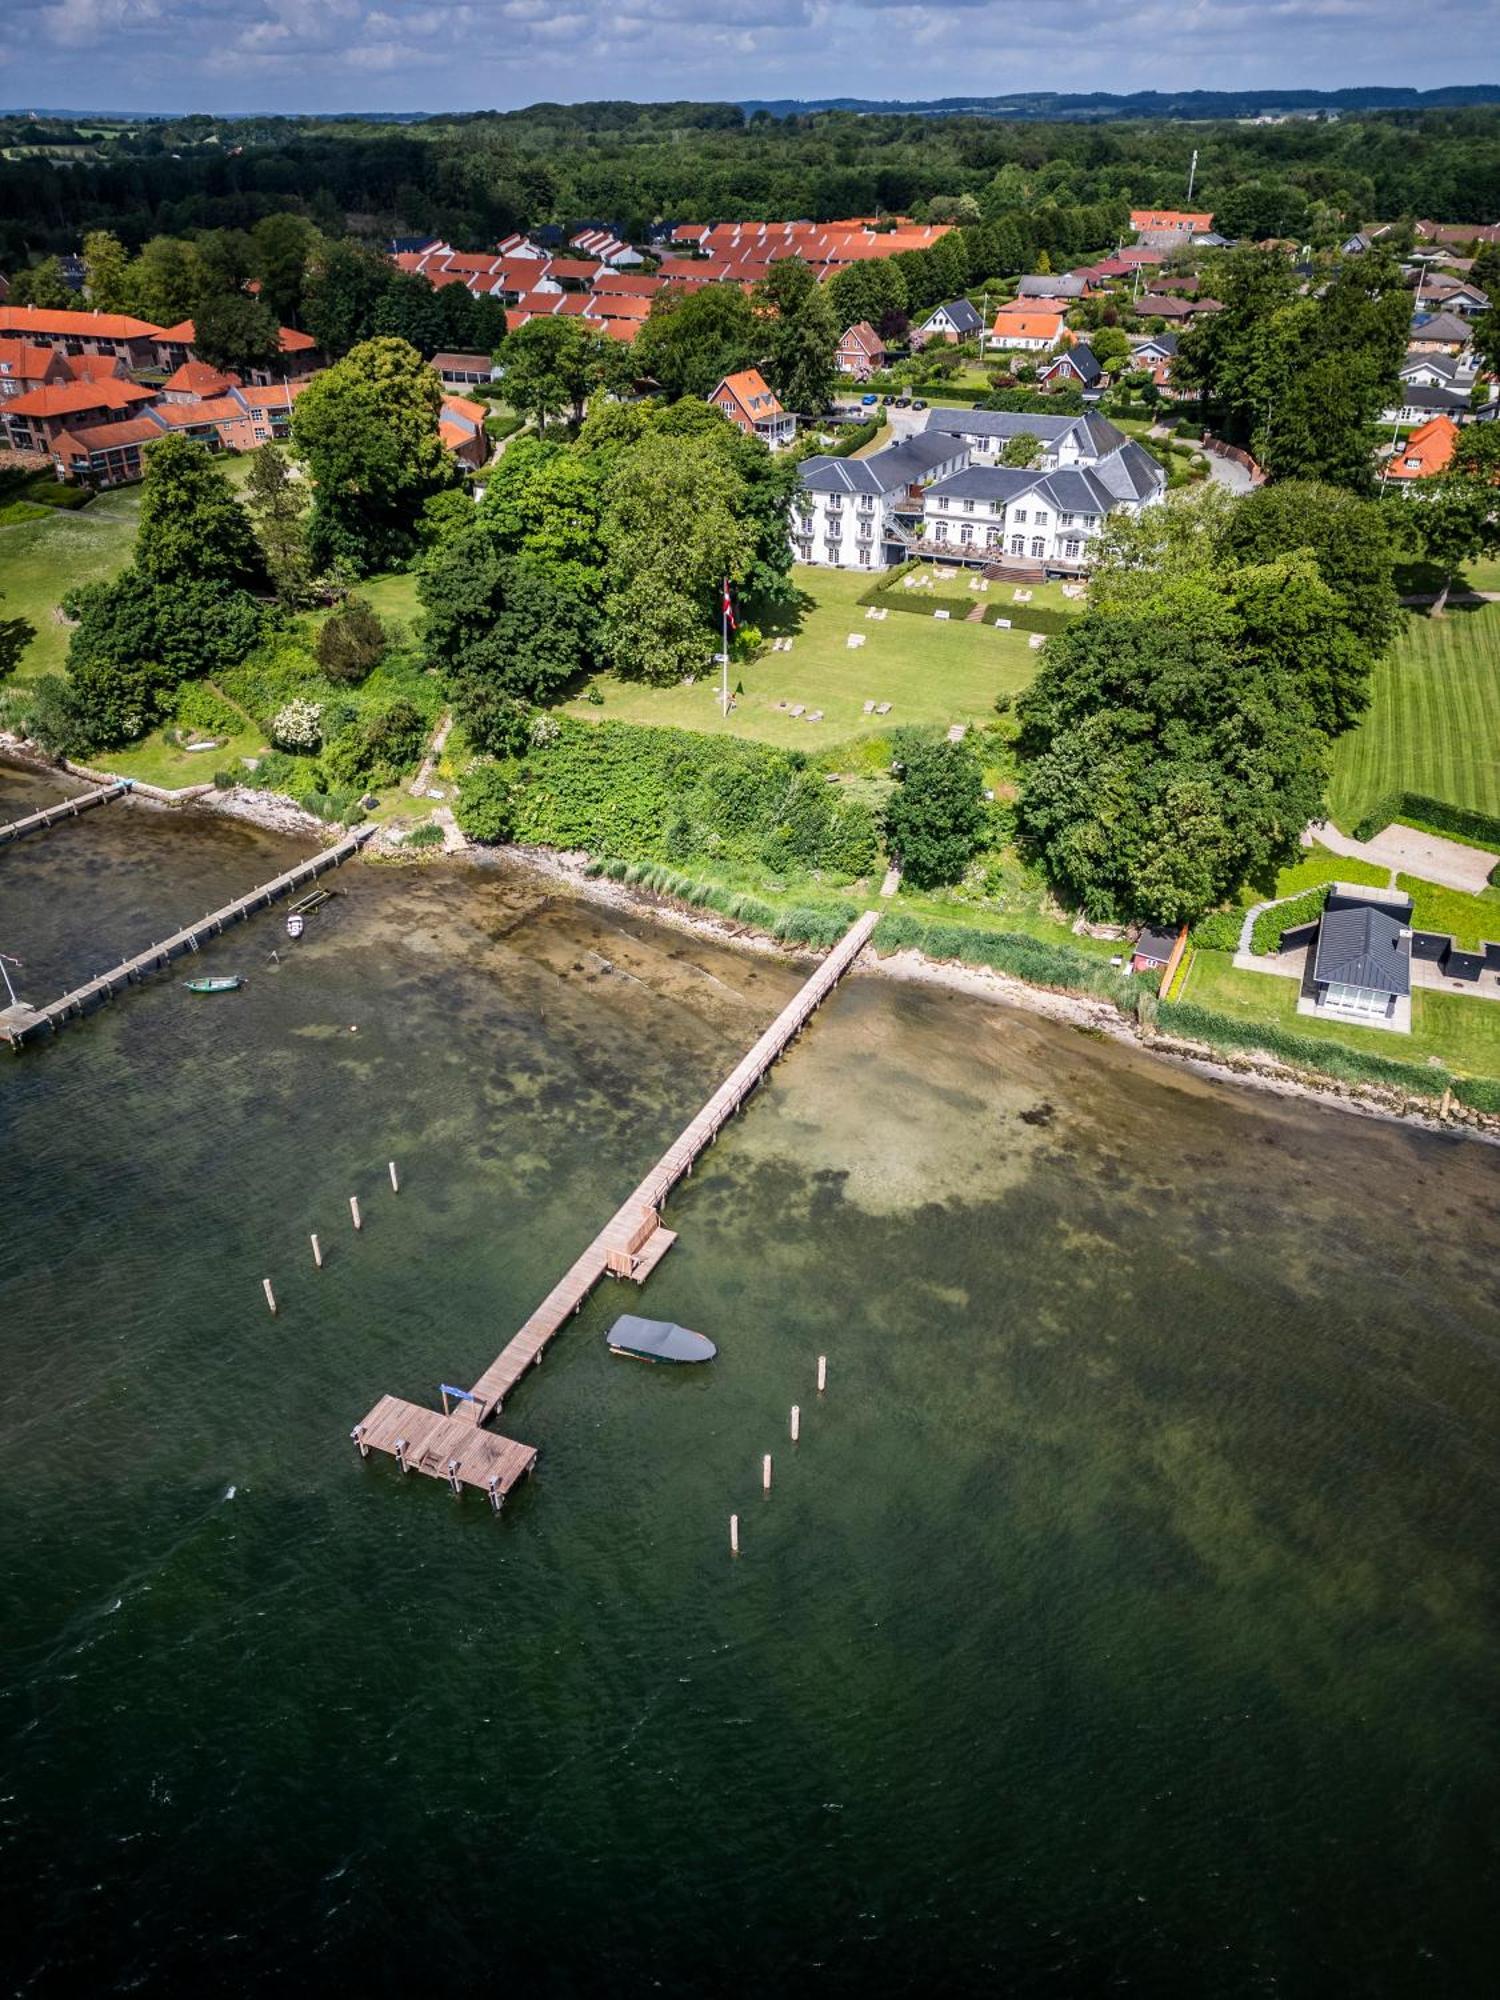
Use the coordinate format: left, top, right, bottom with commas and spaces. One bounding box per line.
987, 306, 1069, 353
835, 321, 886, 380
161, 359, 239, 401
1384, 415, 1459, 481
708, 368, 795, 448
51, 417, 164, 487
153, 320, 321, 381
439, 395, 489, 470
0, 338, 70, 401
1130, 208, 1214, 240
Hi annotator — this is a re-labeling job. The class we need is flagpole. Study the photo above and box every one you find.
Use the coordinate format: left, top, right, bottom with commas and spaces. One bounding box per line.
721, 578, 730, 717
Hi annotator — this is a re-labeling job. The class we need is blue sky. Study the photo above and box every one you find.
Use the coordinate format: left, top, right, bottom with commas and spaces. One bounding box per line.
6, 0, 1494, 116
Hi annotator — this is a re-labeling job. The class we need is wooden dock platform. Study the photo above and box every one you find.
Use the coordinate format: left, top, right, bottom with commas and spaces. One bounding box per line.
0, 779, 132, 848
2, 823, 374, 1048
352, 908, 880, 1506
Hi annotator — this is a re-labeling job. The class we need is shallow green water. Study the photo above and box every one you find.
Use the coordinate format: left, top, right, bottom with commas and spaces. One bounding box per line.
3, 772, 1500, 1996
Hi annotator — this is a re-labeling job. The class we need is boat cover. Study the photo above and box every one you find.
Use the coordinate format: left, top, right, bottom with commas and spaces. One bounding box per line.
607, 1314, 717, 1363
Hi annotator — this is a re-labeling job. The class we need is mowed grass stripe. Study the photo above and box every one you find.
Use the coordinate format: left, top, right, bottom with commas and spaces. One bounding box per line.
1328, 605, 1500, 827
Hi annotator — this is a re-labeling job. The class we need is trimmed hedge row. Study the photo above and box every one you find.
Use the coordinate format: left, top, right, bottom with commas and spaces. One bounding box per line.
1350, 790, 1500, 863
816, 412, 887, 458
1250, 884, 1327, 956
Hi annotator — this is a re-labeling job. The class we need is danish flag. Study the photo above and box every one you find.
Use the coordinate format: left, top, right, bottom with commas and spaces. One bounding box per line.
721, 579, 736, 630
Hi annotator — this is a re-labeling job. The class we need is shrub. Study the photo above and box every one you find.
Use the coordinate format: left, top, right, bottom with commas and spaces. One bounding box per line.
404, 820, 446, 849
1189, 907, 1246, 951
455, 764, 515, 844
18, 675, 92, 757
316, 598, 387, 684
1349, 791, 1500, 851
174, 683, 242, 738
324, 698, 426, 787
271, 697, 323, 752
1453, 1075, 1500, 1114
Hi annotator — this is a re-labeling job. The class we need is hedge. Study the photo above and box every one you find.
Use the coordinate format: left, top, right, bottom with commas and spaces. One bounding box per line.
1188, 906, 1246, 951
810, 411, 885, 458
1349, 790, 1500, 859
1249, 884, 1328, 956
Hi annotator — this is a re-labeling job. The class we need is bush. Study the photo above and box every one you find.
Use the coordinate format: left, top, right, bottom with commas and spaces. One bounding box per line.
874, 909, 1139, 1002
324, 698, 426, 787
1453, 1075, 1500, 1114
174, 684, 242, 738
271, 697, 323, 752
455, 764, 515, 844
403, 820, 446, 849
510, 718, 879, 881
18, 675, 92, 757
1188, 906, 1246, 951
316, 598, 387, 684
1250, 884, 1327, 956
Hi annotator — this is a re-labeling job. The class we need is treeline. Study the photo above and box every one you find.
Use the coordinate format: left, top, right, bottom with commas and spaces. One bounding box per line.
4, 104, 1499, 266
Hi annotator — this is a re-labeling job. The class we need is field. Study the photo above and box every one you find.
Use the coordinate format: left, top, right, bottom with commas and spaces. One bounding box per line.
1, 489, 144, 682
564, 566, 1054, 750
1179, 948, 1500, 1080
1327, 604, 1500, 830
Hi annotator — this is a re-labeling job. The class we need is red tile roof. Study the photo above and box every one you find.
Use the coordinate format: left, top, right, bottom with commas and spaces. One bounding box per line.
0, 305, 165, 340
7, 378, 156, 419
1385, 415, 1459, 480
149, 395, 246, 428
163, 359, 238, 396
155, 319, 315, 354
989, 307, 1068, 343
591, 270, 663, 296
54, 416, 163, 455
0, 337, 60, 384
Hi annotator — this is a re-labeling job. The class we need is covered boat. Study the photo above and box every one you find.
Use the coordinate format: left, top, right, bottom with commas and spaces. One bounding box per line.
606, 1314, 716, 1365
182, 975, 243, 994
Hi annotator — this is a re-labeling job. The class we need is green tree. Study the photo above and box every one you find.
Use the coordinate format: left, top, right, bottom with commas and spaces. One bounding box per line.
250, 213, 318, 325
10, 258, 73, 309
301, 239, 394, 356
82, 230, 131, 312
190, 289, 282, 375
758, 257, 839, 416
244, 442, 316, 607
500, 316, 608, 431
1, 592, 35, 686
420, 530, 594, 723
827, 257, 908, 335
123, 236, 203, 327
136, 434, 262, 588
883, 738, 987, 889
1000, 431, 1042, 467
601, 431, 751, 684
20, 676, 92, 758
633, 284, 758, 401
64, 575, 263, 747
1403, 425, 1500, 614
316, 598, 388, 682
291, 337, 454, 574
1015, 606, 1326, 923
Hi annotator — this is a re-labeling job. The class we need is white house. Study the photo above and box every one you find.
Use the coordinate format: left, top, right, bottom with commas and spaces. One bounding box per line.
790, 434, 971, 570
912, 298, 983, 347
790, 412, 1164, 573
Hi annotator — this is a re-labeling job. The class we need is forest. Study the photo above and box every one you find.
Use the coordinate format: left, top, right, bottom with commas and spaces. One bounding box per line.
3, 101, 1500, 268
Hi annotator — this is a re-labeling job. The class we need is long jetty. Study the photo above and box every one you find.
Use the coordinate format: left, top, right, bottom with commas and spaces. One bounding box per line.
351, 908, 881, 1510
0, 779, 132, 848
2, 824, 374, 1047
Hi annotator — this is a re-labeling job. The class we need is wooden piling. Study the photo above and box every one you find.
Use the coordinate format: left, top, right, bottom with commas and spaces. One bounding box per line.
263, 1277, 277, 1315
817, 1354, 827, 1394
762, 1453, 773, 1492
310, 1232, 322, 1268
388, 1160, 400, 1193
350, 1195, 362, 1231
730, 1512, 740, 1556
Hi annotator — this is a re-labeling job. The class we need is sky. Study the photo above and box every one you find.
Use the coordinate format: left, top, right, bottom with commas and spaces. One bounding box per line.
5, 0, 1496, 116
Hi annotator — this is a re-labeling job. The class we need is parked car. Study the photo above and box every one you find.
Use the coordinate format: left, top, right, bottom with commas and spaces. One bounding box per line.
894, 395, 911, 408
912, 398, 928, 410
861, 392, 878, 406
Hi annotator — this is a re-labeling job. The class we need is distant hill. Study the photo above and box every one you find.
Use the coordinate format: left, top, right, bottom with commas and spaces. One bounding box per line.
739, 86, 1500, 121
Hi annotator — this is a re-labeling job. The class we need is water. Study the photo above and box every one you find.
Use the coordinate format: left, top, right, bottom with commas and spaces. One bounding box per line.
3, 770, 1500, 1997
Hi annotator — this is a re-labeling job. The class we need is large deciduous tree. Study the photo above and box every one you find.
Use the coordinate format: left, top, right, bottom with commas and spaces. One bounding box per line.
632, 285, 758, 401
291, 336, 454, 574
136, 433, 262, 587
758, 257, 839, 416
883, 738, 987, 889
190, 289, 282, 375
499, 316, 609, 431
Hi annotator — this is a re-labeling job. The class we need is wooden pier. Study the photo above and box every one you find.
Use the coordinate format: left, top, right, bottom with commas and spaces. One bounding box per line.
2, 824, 374, 1048
0, 779, 132, 848
351, 908, 880, 1508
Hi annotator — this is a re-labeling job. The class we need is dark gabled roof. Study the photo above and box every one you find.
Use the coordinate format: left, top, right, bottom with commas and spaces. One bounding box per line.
1400, 346, 1459, 379
1312, 901, 1411, 997
1393, 384, 1472, 413
1134, 926, 1178, 963
1411, 310, 1473, 342
926, 464, 1044, 503
1043, 343, 1102, 384
1090, 438, 1166, 502
1036, 466, 1116, 513
922, 297, 982, 335
1134, 330, 1179, 358
923, 406, 1077, 443
798, 431, 963, 495
1017, 273, 1086, 298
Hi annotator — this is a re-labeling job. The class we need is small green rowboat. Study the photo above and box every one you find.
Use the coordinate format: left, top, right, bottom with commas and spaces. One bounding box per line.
182, 975, 244, 994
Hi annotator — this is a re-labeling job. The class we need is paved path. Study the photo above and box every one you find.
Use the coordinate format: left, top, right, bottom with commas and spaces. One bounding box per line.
1205, 451, 1254, 494
409, 712, 453, 798
1306, 821, 1496, 894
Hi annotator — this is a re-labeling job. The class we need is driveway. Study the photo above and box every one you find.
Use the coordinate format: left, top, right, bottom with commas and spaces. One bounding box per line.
1205, 451, 1254, 494
1308, 821, 1497, 895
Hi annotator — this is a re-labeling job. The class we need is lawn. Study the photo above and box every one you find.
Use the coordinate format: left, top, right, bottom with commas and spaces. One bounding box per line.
1179, 947, 1500, 1080
1396, 874, 1500, 950
1, 488, 144, 682
1327, 603, 1500, 829
563, 565, 1055, 750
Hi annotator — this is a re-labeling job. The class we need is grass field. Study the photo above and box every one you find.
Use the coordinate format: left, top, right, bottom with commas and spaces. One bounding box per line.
2, 489, 144, 682
1327, 604, 1500, 829
1395, 874, 1500, 951
1179, 948, 1500, 1080
564, 566, 1053, 749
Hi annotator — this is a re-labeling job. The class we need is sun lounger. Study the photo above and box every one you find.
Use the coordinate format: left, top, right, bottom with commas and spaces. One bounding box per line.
875, 702, 892, 715
993, 617, 1011, 629
789, 703, 805, 717
933, 609, 949, 620
1028, 633, 1046, 649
